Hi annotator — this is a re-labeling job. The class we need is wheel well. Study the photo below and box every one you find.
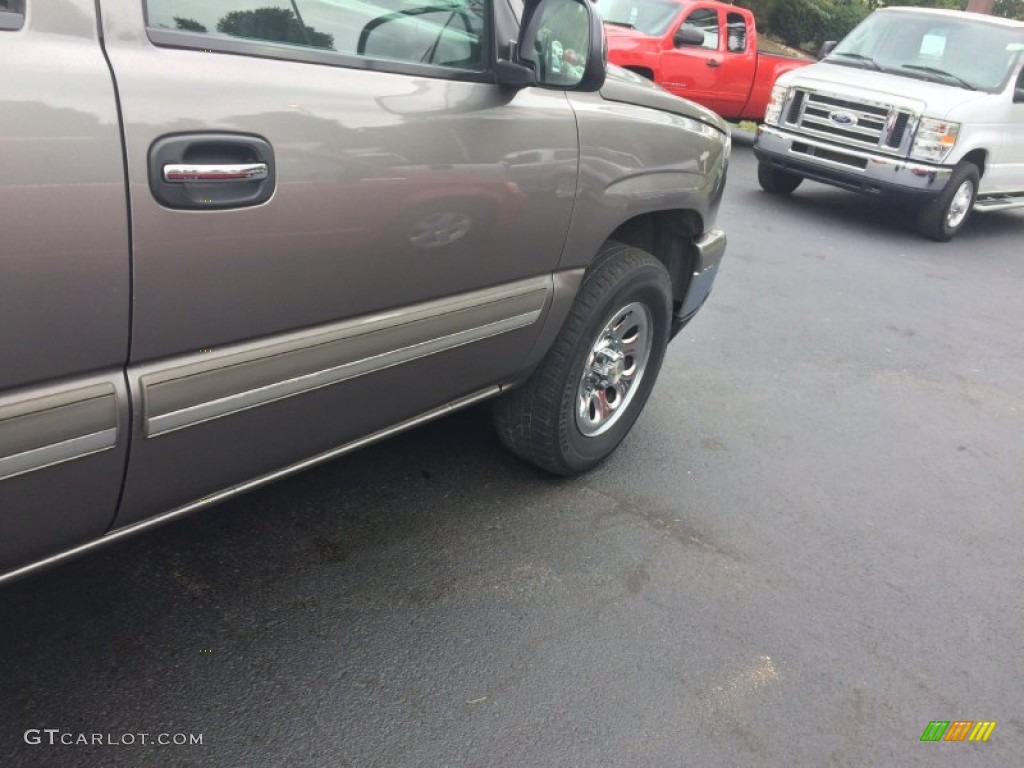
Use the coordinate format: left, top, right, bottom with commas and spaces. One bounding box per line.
606, 211, 703, 311
962, 149, 987, 177
624, 66, 655, 81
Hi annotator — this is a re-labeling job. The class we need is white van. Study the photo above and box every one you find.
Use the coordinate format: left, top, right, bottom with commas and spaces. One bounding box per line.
754, 7, 1024, 241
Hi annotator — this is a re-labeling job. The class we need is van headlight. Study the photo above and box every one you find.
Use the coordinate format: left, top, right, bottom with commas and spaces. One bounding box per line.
764, 85, 788, 126
910, 118, 960, 163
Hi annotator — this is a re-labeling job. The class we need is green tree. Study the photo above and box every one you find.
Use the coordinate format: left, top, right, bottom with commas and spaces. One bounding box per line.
823, 1, 871, 43
770, 0, 831, 47
890, 0, 962, 7
173, 16, 208, 33
217, 7, 334, 49
994, 0, 1024, 20
860, 0, 962, 8
733, 0, 783, 23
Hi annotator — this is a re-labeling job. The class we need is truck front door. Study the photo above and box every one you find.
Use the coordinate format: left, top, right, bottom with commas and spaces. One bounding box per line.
97, 0, 581, 527
660, 5, 755, 118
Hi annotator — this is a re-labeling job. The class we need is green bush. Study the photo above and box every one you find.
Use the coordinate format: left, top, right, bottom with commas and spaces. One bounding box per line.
890, 0, 961, 8
822, 2, 871, 45
770, 0, 831, 48
995, 0, 1024, 21
733, 0, 781, 27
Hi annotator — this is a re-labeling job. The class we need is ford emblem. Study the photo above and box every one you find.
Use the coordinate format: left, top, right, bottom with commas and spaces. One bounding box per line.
829, 111, 857, 126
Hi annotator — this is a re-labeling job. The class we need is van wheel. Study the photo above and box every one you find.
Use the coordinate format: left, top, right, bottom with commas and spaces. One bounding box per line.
915, 162, 979, 242
757, 160, 803, 194
493, 242, 671, 475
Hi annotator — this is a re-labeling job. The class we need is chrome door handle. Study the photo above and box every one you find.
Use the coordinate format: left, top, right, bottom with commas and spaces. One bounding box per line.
163, 163, 269, 183
150, 134, 274, 209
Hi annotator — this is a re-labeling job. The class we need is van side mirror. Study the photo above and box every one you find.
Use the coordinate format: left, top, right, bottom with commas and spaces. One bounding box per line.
673, 26, 705, 48
1015, 87, 1024, 104
510, 0, 607, 90
817, 40, 837, 60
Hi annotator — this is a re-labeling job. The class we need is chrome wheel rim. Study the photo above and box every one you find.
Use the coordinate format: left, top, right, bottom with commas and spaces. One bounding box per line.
408, 211, 473, 248
575, 301, 653, 437
946, 179, 974, 229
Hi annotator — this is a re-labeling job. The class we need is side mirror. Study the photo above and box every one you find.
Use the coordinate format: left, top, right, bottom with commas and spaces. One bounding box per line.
817, 40, 837, 61
673, 26, 705, 48
1014, 87, 1024, 104
510, 0, 607, 90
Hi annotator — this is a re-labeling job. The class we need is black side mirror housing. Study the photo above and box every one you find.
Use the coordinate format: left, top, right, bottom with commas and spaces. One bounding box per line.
818, 40, 838, 61
1014, 86, 1024, 104
673, 26, 705, 48
495, 49, 537, 88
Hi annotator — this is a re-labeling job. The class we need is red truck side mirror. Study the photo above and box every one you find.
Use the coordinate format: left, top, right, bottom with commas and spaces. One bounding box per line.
673, 26, 705, 48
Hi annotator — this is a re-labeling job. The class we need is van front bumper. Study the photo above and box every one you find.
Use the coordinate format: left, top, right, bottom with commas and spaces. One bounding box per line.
754, 125, 953, 200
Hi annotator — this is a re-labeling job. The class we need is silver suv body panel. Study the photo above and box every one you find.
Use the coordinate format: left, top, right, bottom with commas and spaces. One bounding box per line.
0, 0, 728, 580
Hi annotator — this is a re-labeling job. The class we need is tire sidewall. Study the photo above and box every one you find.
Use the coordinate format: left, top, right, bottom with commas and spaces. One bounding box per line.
920, 162, 979, 241
556, 264, 671, 472
758, 160, 802, 195
940, 169, 978, 239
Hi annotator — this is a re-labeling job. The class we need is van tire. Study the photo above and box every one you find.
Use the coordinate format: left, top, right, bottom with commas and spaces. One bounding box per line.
916, 162, 979, 242
757, 161, 803, 194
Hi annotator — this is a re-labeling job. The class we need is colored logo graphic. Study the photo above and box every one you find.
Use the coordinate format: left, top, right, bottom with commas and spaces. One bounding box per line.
920, 721, 997, 742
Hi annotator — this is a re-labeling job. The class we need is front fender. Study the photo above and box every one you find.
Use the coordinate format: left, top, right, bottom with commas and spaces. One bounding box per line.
560, 91, 730, 272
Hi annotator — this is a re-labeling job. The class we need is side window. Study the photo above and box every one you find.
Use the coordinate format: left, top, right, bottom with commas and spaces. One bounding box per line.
0, 0, 24, 31
725, 12, 746, 53
680, 8, 718, 51
145, 0, 488, 72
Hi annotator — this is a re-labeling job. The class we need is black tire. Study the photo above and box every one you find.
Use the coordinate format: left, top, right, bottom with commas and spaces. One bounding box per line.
915, 162, 979, 242
493, 242, 672, 475
757, 160, 803, 195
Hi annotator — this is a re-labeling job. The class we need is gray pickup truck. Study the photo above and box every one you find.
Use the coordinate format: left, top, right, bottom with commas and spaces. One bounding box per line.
0, 0, 728, 582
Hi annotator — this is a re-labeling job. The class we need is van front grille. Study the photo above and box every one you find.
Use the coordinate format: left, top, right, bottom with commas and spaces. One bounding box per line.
785, 89, 916, 155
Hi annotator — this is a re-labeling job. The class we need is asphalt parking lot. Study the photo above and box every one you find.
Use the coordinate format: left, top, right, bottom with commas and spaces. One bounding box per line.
2, 140, 1022, 768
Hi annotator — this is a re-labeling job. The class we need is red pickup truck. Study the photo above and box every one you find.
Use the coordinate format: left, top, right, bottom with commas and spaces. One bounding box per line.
596, 0, 810, 121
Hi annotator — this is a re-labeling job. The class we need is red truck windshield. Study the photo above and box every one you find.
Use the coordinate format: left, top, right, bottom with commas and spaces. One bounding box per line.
594, 0, 679, 37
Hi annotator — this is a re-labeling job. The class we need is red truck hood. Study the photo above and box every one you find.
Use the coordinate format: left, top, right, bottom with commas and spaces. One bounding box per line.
603, 23, 657, 50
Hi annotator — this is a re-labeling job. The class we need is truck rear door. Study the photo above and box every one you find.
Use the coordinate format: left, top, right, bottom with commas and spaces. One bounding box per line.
0, 1, 131, 574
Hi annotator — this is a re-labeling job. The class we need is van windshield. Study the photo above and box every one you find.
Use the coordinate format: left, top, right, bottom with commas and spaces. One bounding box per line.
595, 0, 680, 37
828, 11, 1024, 93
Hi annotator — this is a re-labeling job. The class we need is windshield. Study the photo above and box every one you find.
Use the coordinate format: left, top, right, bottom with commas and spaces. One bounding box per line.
829, 11, 1024, 93
594, 0, 680, 37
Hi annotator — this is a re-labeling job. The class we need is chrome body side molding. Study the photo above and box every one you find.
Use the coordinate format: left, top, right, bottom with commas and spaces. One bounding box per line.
140, 276, 551, 437
0, 384, 119, 482
0, 385, 501, 586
